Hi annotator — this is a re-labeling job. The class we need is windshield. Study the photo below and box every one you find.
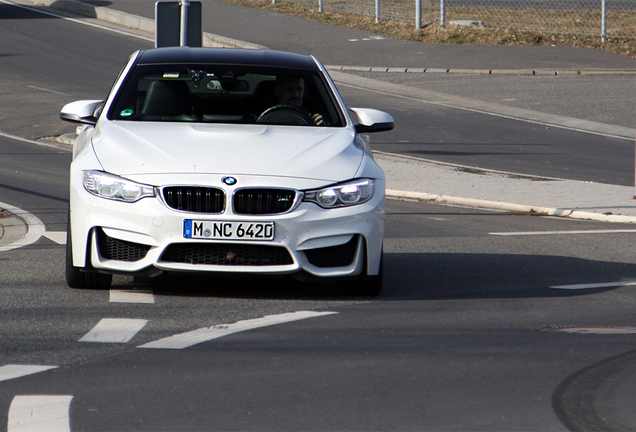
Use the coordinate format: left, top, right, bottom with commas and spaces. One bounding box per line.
108, 64, 345, 127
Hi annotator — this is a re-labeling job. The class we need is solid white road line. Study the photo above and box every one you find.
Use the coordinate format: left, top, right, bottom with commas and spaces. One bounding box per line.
43, 231, 66, 245
545, 327, 636, 334
0, 130, 40, 146
491, 229, 636, 236
0, 129, 72, 152
332, 72, 635, 142
109, 289, 155, 304
0, 0, 154, 42
551, 281, 636, 290
138, 311, 338, 350
8, 395, 73, 432
0, 365, 57, 383
79, 318, 148, 343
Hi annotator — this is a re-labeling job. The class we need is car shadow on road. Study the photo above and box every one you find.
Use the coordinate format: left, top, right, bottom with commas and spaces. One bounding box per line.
114, 252, 636, 301
124, 273, 366, 300
382, 252, 636, 300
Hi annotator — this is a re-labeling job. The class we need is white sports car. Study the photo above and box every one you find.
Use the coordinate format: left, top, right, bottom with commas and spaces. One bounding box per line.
61, 47, 393, 295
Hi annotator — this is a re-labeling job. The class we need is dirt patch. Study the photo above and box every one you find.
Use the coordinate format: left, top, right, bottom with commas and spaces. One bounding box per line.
221, 0, 636, 58
0, 209, 9, 219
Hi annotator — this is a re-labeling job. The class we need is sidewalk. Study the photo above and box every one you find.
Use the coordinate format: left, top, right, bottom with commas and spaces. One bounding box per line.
377, 152, 636, 224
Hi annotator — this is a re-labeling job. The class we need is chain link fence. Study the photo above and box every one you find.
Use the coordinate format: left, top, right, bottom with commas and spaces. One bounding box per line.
276, 0, 636, 41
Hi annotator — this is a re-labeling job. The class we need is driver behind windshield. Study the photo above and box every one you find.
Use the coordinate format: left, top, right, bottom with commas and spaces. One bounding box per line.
273, 76, 326, 126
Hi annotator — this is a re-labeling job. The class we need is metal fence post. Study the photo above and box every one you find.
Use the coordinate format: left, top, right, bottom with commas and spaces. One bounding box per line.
179, 0, 189, 46
416, 0, 422, 29
601, 0, 607, 43
375, 0, 380, 23
319, 0, 323, 12
440, 0, 445, 27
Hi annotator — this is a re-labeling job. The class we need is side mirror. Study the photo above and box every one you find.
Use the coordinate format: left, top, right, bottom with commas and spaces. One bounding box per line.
60, 100, 104, 125
350, 108, 394, 134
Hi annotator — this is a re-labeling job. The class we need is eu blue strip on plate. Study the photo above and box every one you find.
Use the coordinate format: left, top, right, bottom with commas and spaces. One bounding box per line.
183, 219, 192, 238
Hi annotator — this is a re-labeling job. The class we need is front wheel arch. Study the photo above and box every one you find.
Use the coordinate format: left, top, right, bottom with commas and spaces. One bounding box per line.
65, 214, 112, 289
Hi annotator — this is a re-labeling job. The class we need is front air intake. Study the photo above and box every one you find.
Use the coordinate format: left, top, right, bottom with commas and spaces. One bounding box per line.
304, 236, 359, 268
160, 243, 294, 266
97, 229, 151, 262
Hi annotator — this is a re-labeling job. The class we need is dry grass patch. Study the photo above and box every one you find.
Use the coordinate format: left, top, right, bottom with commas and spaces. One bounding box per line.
221, 0, 636, 58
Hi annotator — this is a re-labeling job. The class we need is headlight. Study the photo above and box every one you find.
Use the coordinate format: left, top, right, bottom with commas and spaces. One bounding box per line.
304, 179, 374, 208
83, 171, 155, 202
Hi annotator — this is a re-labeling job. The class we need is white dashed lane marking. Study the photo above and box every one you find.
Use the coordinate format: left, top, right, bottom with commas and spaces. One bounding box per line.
42, 231, 66, 245
8, 395, 73, 432
109, 289, 155, 304
79, 318, 149, 343
3, 313, 336, 429
0, 365, 57, 382
138, 311, 338, 350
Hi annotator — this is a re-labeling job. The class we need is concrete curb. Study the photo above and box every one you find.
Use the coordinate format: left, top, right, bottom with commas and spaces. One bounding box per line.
386, 189, 636, 224
0, 214, 29, 252
327, 65, 636, 76
0, 202, 46, 252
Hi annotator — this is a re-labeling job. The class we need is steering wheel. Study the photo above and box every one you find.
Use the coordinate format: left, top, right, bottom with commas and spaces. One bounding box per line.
256, 104, 314, 125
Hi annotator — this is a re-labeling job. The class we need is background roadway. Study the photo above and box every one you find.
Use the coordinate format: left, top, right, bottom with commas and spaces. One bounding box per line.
2, 0, 634, 185
2, 2, 636, 430
82, 0, 636, 70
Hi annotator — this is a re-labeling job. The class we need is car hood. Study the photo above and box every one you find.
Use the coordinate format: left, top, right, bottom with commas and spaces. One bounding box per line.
92, 122, 363, 182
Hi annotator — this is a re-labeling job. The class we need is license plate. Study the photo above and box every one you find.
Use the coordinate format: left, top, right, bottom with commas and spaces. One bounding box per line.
184, 220, 274, 241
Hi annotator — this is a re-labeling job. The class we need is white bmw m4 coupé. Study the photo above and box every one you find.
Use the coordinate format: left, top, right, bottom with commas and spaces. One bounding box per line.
61, 47, 394, 295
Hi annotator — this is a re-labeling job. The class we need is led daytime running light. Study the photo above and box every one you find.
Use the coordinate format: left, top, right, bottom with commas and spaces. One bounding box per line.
304, 179, 374, 208
83, 171, 155, 202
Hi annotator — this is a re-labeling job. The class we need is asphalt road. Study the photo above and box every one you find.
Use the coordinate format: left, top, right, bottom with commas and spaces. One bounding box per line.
349, 71, 636, 130
4, 131, 636, 429
3, 2, 636, 431
336, 82, 634, 185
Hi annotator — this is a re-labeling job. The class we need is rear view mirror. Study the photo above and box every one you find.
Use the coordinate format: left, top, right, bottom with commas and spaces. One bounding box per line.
350, 108, 394, 134
60, 100, 104, 125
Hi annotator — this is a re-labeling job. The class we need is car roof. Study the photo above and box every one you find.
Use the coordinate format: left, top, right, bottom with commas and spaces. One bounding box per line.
136, 47, 320, 71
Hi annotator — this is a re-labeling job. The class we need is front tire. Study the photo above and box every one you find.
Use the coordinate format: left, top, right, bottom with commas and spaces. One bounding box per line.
66, 218, 112, 289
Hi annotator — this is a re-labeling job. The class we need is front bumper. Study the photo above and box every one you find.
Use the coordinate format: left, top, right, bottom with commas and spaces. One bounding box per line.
70, 178, 385, 279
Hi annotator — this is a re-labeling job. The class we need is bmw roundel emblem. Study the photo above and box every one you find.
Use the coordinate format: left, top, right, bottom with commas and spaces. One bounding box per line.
222, 176, 237, 186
